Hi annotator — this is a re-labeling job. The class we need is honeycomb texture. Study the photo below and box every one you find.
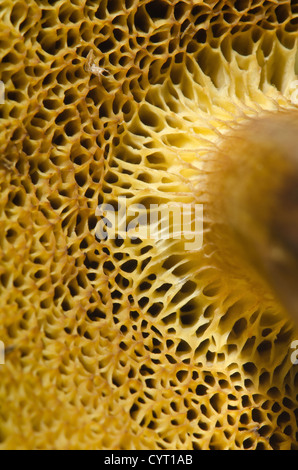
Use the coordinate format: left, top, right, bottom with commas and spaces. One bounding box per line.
0, 0, 298, 450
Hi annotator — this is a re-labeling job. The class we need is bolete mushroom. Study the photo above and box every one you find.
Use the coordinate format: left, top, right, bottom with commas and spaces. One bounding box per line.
0, 0, 298, 450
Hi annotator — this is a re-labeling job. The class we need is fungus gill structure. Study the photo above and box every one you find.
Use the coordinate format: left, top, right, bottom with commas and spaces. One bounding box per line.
0, 0, 298, 450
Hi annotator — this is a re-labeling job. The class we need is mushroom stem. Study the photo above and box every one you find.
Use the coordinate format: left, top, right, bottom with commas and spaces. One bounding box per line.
208, 111, 298, 322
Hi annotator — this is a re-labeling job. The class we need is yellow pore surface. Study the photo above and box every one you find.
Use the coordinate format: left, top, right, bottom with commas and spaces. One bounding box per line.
0, 0, 298, 450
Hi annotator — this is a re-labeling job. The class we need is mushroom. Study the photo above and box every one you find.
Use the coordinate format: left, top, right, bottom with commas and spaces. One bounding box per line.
0, 0, 298, 450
